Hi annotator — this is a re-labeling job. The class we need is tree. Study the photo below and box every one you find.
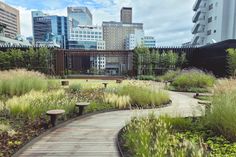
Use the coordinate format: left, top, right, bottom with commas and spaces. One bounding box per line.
177, 53, 187, 68
227, 48, 236, 77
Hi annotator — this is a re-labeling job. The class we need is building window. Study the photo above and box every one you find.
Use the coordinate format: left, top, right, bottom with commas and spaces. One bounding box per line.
208, 17, 212, 23
209, 4, 213, 10
214, 30, 216, 33
207, 30, 212, 35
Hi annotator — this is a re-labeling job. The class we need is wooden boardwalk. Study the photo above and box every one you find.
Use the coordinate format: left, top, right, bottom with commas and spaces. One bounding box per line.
17, 92, 204, 157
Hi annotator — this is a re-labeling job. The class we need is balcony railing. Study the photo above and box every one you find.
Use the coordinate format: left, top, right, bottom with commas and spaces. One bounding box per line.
193, 0, 207, 11
192, 6, 207, 22
193, 0, 202, 11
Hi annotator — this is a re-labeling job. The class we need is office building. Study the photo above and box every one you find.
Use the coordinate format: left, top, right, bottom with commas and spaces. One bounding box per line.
0, 1, 20, 39
32, 11, 67, 48
68, 25, 106, 70
192, 0, 236, 46
67, 7, 92, 30
121, 7, 132, 24
103, 22, 143, 50
144, 36, 156, 48
125, 29, 144, 50
68, 25, 105, 50
103, 7, 143, 50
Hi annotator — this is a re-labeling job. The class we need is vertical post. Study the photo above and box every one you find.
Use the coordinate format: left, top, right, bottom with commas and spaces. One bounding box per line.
55, 49, 65, 76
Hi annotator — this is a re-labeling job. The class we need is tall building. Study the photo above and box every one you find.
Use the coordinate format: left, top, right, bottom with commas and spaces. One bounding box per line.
103, 7, 143, 50
0, 1, 20, 39
32, 11, 67, 48
125, 29, 144, 50
103, 21, 143, 50
121, 7, 132, 24
68, 25, 105, 50
144, 36, 156, 48
191, 0, 236, 46
67, 7, 92, 30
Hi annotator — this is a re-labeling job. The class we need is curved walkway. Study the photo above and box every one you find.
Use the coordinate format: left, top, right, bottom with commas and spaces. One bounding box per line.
17, 92, 204, 157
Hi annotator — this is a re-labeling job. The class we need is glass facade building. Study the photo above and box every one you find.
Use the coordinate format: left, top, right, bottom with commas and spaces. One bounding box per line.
144, 36, 156, 48
32, 11, 67, 48
68, 41, 97, 49
67, 7, 92, 29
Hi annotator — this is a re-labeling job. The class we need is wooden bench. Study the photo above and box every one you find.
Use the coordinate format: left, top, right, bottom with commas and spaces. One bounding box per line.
194, 93, 213, 98
102, 82, 108, 88
76, 102, 90, 116
61, 80, 69, 86
198, 100, 212, 106
46, 110, 65, 127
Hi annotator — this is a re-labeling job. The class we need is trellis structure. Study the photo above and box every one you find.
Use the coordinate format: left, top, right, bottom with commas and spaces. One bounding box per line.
55, 49, 133, 76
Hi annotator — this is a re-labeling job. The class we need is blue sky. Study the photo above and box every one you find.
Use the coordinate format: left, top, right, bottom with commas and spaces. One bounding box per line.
0, 0, 195, 46
2, 0, 107, 9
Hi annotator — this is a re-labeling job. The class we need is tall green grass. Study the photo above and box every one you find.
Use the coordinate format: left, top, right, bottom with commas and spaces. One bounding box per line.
201, 79, 236, 141
159, 70, 181, 82
123, 115, 205, 157
0, 69, 59, 96
171, 70, 215, 92
117, 85, 170, 108
6, 89, 76, 120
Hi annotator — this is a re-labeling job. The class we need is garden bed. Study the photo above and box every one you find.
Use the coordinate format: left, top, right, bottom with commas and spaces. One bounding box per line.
0, 69, 171, 157
118, 79, 236, 157
118, 117, 236, 157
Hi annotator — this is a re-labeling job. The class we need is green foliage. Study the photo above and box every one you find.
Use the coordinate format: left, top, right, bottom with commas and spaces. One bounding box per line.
205, 90, 236, 141
6, 89, 76, 120
137, 75, 156, 81
167, 117, 236, 156
123, 115, 205, 157
0, 69, 57, 96
0, 48, 53, 74
161, 116, 193, 131
159, 69, 181, 82
69, 83, 82, 93
133, 47, 187, 75
85, 101, 115, 113
117, 85, 170, 108
171, 70, 215, 92
227, 48, 236, 77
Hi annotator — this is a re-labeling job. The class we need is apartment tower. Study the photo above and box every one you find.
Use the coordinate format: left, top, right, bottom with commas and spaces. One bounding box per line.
192, 0, 236, 46
0, 1, 20, 39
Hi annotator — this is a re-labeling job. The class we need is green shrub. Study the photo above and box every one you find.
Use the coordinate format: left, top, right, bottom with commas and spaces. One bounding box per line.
0, 69, 55, 96
123, 115, 205, 157
69, 83, 82, 92
6, 89, 76, 120
85, 101, 115, 113
161, 116, 193, 130
137, 75, 156, 81
171, 70, 215, 92
227, 48, 236, 77
117, 85, 170, 108
205, 90, 236, 141
160, 70, 180, 82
